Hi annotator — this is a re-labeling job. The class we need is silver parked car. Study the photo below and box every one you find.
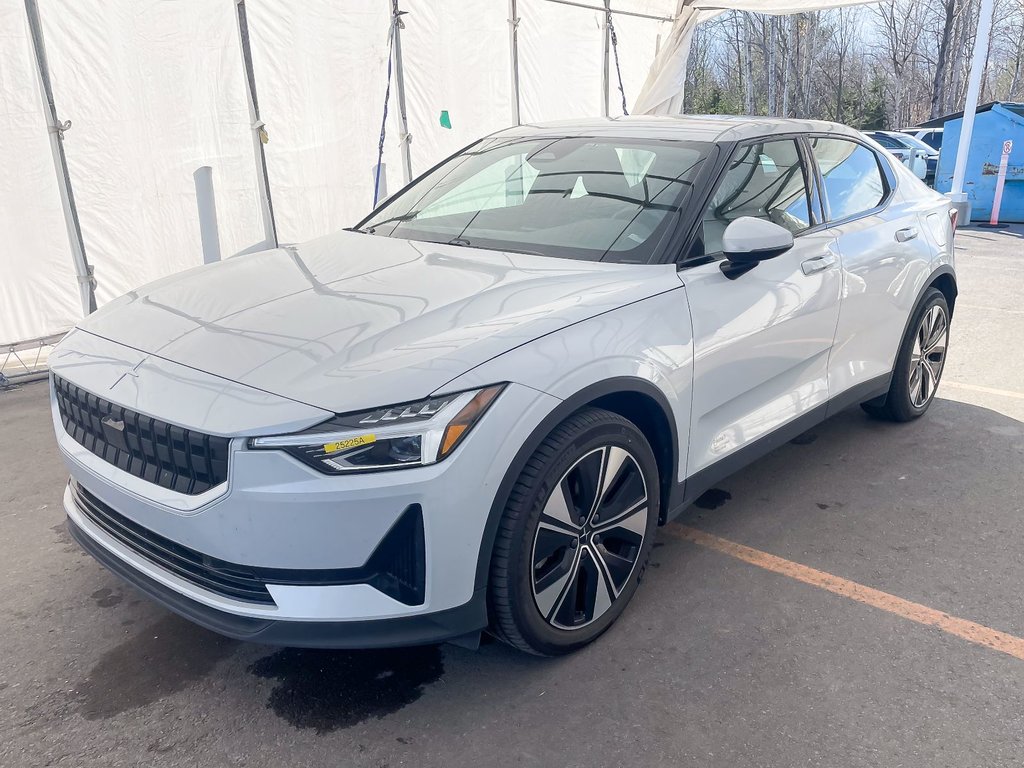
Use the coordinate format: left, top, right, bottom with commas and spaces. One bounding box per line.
51, 116, 957, 655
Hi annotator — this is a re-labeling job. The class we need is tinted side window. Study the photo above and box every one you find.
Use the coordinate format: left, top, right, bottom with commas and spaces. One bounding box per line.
691, 139, 811, 257
871, 133, 901, 149
810, 138, 886, 221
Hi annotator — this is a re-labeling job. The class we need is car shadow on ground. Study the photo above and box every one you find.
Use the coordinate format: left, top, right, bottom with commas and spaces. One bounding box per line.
58, 395, 1024, 736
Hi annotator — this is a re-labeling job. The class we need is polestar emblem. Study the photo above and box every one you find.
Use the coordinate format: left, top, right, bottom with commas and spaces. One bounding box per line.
101, 416, 125, 432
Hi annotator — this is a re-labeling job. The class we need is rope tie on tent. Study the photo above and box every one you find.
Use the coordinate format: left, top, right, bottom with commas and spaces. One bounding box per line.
606, 10, 628, 115
374, 3, 406, 206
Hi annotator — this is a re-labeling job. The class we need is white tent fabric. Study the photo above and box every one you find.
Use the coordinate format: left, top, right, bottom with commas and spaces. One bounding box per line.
403, 2, 514, 185
39, 0, 267, 306
3, 0, 876, 349
519, 0, 673, 122
247, 0, 672, 244
245, 1, 395, 244
0, 0, 80, 344
520, 0, 607, 122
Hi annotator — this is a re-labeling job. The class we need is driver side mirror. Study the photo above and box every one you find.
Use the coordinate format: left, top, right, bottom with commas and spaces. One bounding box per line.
720, 217, 795, 280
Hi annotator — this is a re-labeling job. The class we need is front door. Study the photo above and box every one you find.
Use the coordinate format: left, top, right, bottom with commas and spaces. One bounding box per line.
679, 137, 843, 480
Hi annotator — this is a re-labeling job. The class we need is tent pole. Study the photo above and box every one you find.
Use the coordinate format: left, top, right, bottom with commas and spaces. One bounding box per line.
392, 1, 413, 185
601, 0, 611, 117
23, 0, 95, 317
508, 0, 522, 125
235, 0, 278, 248
545, 0, 671, 23
948, 0, 994, 221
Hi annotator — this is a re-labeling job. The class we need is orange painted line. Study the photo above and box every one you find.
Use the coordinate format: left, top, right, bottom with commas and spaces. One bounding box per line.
667, 524, 1024, 662
940, 381, 1024, 401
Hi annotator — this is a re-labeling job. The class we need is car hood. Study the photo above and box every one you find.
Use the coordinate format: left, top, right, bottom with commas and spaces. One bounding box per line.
76, 231, 678, 413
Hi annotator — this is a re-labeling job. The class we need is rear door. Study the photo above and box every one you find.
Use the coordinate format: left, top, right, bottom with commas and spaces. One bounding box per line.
807, 136, 935, 402
679, 137, 842, 480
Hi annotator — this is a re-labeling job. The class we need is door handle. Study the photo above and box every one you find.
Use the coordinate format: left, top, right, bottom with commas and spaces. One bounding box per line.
895, 226, 918, 242
801, 254, 837, 275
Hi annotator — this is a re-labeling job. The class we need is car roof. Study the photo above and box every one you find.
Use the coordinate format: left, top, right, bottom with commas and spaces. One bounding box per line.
492, 115, 862, 143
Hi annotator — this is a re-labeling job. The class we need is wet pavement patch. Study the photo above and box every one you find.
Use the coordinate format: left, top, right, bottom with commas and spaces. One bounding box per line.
75, 614, 235, 720
249, 645, 444, 733
695, 488, 732, 510
89, 587, 122, 608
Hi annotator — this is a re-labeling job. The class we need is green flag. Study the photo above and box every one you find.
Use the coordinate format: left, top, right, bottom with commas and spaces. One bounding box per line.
439, 110, 452, 129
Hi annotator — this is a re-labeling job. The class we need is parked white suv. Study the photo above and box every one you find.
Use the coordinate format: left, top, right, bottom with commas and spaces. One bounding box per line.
900, 126, 943, 152
864, 130, 937, 182
52, 117, 957, 655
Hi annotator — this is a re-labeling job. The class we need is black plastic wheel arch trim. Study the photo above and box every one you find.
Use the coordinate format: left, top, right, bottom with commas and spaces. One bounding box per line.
473, 376, 680, 593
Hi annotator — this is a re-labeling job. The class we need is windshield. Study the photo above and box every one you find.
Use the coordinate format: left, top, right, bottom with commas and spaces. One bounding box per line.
359, 136, 713, 263
894, 133, 937, 155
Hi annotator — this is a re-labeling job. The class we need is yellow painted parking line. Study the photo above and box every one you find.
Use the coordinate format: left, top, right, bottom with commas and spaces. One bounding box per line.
666, 524, 1024, 662
940, 381, 1024, 401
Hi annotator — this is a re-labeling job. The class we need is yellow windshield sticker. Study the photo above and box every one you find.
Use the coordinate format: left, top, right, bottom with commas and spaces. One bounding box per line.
323, 434, 376, 454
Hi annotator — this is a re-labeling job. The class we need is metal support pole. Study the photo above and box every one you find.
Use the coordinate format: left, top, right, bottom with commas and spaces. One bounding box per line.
601, 0, 611, 117
24, 0, 95, 316
948, 0, 995, 223
508, 0, 522, 125
543, 0, 672, 22
391, 1, 413, 185
235, 0, 278, 248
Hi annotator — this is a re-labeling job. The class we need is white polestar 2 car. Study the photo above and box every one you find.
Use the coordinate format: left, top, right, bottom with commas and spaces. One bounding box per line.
52, 116, 957, 655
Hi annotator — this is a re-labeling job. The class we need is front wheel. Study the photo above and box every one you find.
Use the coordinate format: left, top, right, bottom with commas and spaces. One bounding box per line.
487, 408, 659, 656
863, 287, 949, 422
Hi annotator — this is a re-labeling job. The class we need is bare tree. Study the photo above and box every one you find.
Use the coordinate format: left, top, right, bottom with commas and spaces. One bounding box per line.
683, 0, 1022, 128
930, 0, 959, 118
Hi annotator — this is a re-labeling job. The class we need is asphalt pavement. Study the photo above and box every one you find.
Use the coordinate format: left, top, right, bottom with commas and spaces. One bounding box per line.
2, 224, 1023, 767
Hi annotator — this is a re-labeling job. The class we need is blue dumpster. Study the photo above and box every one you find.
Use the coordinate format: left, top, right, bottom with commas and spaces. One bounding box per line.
934, 102, 1024, 223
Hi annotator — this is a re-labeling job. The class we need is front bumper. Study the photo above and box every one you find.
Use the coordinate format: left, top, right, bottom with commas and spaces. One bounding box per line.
67, 513, 486, 648
51, 348, 560, 645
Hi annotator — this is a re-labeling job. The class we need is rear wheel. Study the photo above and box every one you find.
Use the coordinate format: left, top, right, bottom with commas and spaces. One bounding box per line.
862, 287, 949, 422
488, 408, 659, 656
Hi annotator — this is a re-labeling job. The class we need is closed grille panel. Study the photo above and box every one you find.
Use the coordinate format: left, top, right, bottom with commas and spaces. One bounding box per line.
54, 374, 229, 495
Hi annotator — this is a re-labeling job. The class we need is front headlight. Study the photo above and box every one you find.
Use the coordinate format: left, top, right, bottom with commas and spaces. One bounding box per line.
248, 385, 505, 473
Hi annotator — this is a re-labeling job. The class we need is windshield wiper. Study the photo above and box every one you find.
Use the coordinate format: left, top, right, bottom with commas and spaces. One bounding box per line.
446, 238, 544, 258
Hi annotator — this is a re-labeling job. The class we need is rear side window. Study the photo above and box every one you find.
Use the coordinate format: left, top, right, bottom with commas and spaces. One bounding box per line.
690, 139, 812, 257
809, 138, 887, 222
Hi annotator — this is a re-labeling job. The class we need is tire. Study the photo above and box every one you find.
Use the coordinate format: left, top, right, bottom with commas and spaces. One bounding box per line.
487, 407, 660, 656
862, 287, 950, 422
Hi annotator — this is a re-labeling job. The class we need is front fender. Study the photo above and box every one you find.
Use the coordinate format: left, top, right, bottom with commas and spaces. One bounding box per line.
438, 289, 696, 593
441, 288, 694, 485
